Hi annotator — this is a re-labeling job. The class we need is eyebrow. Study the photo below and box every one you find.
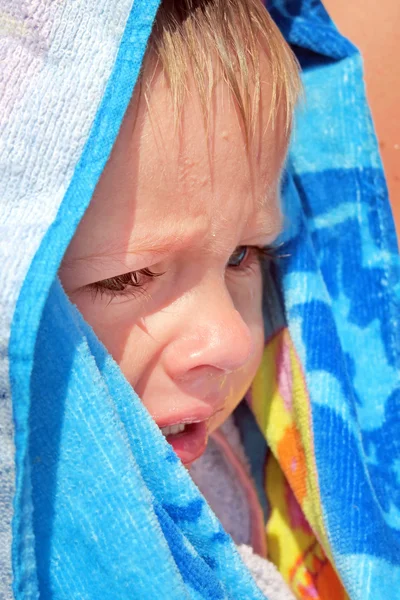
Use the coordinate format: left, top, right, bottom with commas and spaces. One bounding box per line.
62, 207, 283, 281
124, 231, 195, 256
62, 231, 199, 271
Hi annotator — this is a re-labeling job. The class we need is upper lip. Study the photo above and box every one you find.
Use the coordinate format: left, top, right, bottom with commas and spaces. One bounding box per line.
155, 405, 225, 430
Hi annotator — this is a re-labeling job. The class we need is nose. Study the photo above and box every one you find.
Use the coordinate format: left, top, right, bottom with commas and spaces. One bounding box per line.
163, 280, 255, 380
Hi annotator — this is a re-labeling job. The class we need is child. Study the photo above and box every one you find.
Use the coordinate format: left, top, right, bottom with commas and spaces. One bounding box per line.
59, 1, 300, 463
58, 0, 301, 595
3, 0, 398, 598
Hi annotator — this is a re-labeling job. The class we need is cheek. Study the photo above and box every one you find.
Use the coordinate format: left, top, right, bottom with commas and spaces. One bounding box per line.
228, 268, 264, 344
70, 294, 149, 385
71, 296, 125, 357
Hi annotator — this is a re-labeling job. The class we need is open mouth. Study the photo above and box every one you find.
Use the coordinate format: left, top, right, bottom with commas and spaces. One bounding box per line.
161, 422, 195, 437
160, 421, 208, 465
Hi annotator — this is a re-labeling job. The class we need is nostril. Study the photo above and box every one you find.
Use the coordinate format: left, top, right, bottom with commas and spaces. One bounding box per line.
173, 365, 227, 398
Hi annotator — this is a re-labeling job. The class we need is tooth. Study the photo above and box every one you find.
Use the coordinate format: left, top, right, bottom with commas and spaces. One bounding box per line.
161, 423, 187, 437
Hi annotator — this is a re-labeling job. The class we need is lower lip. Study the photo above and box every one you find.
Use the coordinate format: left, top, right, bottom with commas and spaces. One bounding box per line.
164, 421, 208, 465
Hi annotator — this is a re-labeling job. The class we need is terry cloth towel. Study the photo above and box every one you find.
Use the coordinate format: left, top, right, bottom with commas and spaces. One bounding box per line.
245, 1, 400, 598
190, 416, 296, 600
0, 1, 399, 600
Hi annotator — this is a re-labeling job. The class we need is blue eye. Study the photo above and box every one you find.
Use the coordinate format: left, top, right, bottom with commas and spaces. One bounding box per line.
228, 246, 249, 268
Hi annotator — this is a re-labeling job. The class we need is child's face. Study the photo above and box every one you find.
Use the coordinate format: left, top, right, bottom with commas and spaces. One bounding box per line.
59, 61, 288, 466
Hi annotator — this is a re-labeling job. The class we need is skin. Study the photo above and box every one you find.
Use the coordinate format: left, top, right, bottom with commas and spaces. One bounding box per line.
59, 57, 289, 459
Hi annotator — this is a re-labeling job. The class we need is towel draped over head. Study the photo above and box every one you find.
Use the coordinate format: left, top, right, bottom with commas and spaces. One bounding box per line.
0, 0, 399, 598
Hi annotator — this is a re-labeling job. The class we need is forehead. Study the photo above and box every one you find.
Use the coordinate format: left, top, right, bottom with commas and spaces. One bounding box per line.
63, 61, 288, 266
136, 54, 288, 197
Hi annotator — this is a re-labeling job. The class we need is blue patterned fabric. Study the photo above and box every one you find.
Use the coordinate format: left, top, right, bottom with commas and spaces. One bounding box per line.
0, 0, 399, 599
266, 0, 400, 596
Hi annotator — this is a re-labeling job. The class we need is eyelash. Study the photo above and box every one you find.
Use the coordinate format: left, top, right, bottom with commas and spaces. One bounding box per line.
87, 267, 164, 301
230, 245, 276, 272
87, 245, 280, 301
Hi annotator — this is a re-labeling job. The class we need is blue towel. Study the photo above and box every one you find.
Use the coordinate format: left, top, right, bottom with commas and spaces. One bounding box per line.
0, 1, 399, 599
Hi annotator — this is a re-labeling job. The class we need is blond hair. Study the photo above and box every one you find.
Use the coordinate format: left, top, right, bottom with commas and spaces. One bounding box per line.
140, 0, 302, 142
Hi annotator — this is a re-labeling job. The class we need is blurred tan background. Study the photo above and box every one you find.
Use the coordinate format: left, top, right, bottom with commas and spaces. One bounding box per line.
323, 0, 400, 243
